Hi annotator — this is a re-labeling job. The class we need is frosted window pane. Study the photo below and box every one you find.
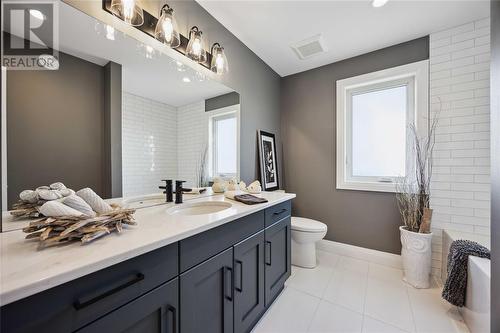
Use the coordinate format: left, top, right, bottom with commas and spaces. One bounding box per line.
215, 116, 237, 174
351, 85, 406, 177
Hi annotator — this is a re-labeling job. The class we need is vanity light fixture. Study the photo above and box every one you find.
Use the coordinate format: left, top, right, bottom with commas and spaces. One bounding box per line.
210, 43, 228, 75
110, 0, 144, 26
154, 4, 180, 48
103, 0, 227, 74
186, 26, 207, 63
372, 0, 388, 7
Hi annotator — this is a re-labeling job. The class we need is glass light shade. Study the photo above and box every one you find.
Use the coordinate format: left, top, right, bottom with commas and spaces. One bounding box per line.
154, 6, 180, 48
186, 28, 207, 63
110, 0, 144, 26
210, 44, 228, 75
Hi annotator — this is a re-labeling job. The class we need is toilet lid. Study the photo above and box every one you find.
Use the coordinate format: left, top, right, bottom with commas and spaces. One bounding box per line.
291, 217, 327, 233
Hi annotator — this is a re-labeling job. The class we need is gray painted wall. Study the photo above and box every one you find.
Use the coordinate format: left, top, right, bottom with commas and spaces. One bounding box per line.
281, 37, 429, 254
491, 0, 500, 330
150, 0, 282, 184
6, 51, 106, 206
205, 92, 240, 112
103, 61, 123, 198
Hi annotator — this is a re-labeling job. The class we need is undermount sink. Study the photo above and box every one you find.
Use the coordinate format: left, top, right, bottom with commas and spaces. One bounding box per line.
167, 201, 232, 216
123, 194, 167, 209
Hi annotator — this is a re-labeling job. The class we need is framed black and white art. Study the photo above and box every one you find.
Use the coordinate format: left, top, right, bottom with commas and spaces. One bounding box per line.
258, 130, 279, 191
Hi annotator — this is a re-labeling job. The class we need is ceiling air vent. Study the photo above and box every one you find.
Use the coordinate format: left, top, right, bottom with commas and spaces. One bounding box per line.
290, 34, 328, 60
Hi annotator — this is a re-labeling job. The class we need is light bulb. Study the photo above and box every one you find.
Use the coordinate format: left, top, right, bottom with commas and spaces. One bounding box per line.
182, 77, 191, 83
216, 54, 224, 71
122, 0, 135, 21
210, 43, 228, 75
110, 0, 144, 26
162, 18, 173, 43
186, 27, 207, 62
154, 5, 180, 47
192, 38, 202, 56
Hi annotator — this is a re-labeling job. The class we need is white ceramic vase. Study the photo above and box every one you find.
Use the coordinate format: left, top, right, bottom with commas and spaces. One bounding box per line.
400, 226, 433, 289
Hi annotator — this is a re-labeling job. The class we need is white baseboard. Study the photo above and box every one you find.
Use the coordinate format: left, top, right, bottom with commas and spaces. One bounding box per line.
316, 239, 403, 269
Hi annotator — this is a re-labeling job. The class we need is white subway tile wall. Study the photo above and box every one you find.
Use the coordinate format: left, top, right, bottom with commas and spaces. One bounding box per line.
177, 101, 209, 188
122, 92, 178, 196
429, 17, 491, 278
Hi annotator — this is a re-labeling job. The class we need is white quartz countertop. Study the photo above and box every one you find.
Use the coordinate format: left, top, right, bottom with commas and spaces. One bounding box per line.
0, 191, 295, 306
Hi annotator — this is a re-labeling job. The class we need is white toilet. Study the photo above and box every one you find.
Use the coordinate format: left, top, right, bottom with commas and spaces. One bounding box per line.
291, 217, 328, 268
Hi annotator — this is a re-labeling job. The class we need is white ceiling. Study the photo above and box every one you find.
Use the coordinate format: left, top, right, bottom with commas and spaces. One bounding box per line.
7, 2, 233, 107
197, 0, 490, 77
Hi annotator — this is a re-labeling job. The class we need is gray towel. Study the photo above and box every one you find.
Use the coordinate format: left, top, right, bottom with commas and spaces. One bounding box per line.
442, 240, 490, 307
234, 194, 268, 205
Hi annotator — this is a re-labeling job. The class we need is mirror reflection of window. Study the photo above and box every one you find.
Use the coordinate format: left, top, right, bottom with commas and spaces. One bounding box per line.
209, 107, 240, 180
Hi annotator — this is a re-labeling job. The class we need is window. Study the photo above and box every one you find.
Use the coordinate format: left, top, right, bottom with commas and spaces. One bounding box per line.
209, 106, 240, 179
336, 60, 429, 192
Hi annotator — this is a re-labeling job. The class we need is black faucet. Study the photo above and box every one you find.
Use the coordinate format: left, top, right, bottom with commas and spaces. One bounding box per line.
175, 180, 187, 204
159, 179, 173, 202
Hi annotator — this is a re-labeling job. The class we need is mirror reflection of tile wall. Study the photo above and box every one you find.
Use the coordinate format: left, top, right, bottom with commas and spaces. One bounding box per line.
122, 95, 210, 196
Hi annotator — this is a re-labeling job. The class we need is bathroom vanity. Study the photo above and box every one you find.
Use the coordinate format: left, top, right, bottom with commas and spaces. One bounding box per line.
0, 2, 293, 332
0, 193, 294, 333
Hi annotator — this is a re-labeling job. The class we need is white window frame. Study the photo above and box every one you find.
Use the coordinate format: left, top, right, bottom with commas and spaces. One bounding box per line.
336, 60, 429, 193
208, 104, 240, 180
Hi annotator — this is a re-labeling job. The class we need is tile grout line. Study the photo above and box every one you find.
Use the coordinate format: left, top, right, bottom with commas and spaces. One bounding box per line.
360, 262, 371, 332
363, 313, 413, 333
304, 289, 322, 333
405, 283, 418, 333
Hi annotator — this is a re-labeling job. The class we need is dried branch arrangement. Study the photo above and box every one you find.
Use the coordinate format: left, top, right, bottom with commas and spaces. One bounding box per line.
10, 183, 137, 247
22, 204, 136, 248
396, 114, 438, 234
10, 201, 44, 218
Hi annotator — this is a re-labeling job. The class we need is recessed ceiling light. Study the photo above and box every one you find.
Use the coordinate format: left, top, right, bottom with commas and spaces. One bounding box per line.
372, 0, 388, 8
182, 77, 191, 83
29, 9, 45, 21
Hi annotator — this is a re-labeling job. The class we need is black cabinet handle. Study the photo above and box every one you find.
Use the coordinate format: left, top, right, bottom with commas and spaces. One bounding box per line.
235, 260, 243, 292
273, 208, 287, 216
167, 305, 177, 333
74, 273, 144, 310
265, 241, 272, 266
223, 266, 233, 301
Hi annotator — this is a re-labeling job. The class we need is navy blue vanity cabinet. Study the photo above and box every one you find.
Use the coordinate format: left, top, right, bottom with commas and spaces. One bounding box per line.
233, 230, 266, 333
0, 243, 178, 333
76, 277, 178, 333
1, 200, 293, 333
180, 247, 234, 333
264, 216, 291, 307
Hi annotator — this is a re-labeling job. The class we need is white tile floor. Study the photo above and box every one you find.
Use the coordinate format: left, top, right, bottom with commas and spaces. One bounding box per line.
252, 251, 470, 333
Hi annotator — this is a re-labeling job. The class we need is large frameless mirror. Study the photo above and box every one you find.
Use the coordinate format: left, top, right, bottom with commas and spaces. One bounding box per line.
1, 2, 240, 232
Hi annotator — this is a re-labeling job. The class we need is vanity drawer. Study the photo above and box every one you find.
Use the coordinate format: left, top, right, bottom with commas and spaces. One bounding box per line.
179, 211, 265, 273
0, 243, 178, 333
265, 200, 291, 227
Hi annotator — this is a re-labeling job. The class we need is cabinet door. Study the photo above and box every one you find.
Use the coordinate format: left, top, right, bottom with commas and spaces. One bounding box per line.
264, 217, 291, 307
180, 248, 234, 333
233, 230, 265, 333
77, 278, 178, 333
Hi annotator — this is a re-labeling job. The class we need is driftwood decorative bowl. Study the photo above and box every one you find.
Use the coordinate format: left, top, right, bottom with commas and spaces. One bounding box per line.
16, 203, 136, 248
